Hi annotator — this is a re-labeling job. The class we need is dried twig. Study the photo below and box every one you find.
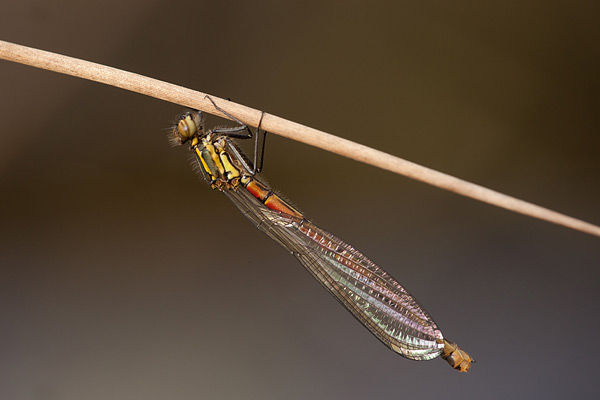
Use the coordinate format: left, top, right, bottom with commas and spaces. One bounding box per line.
1, 39, 599, 237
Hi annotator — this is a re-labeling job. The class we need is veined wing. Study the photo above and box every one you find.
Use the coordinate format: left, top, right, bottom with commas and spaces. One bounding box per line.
223, 185, 445, 361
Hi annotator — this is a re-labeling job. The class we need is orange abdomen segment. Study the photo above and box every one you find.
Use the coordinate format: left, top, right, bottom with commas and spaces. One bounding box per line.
245, 179, 302, 218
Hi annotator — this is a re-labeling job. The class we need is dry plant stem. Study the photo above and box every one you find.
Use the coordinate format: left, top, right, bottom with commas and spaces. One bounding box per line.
2, 40, 599, 238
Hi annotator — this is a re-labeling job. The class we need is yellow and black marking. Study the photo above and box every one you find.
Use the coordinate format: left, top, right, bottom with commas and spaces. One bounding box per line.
192, 135, 241, 190
185, 127, 303, 218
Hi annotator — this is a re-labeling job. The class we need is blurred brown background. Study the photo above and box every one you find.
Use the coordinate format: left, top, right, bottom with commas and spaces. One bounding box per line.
1, 1, 599, 399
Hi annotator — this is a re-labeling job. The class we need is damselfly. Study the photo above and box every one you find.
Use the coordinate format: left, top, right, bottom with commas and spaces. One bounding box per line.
170, 100, 473, 372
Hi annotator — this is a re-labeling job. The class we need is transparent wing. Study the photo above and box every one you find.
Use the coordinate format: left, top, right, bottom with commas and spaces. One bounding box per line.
224, 186, 444, 361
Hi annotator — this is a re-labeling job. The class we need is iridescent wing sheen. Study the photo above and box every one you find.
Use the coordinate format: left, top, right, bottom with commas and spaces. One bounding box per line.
223, 186, 445, 361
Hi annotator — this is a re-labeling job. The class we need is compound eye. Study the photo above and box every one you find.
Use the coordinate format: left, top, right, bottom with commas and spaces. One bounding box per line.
178, 115, 197, 139
171, 111, 204, 146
